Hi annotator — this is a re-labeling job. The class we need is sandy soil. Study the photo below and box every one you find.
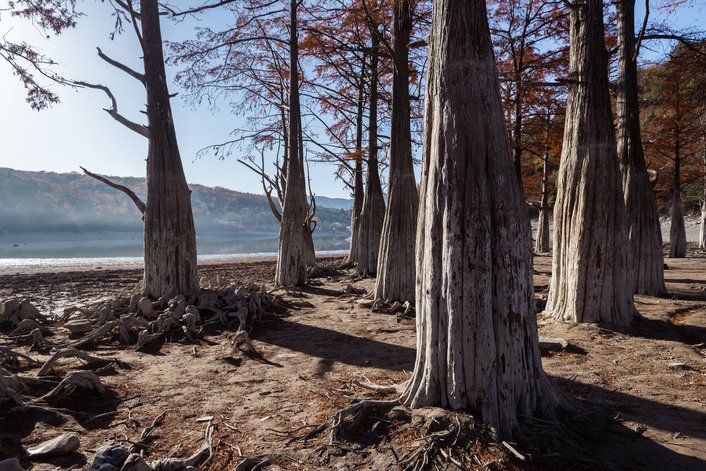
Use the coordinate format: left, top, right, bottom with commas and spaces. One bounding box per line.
1, 254, 705, 470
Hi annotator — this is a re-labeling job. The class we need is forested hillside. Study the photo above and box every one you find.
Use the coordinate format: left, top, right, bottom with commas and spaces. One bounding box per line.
0, 168, 350, 233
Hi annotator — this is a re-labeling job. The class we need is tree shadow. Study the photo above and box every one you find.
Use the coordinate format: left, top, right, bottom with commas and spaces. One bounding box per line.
549, 376, 706, 470
608, 312, 706, 345
254, 320, 415, 372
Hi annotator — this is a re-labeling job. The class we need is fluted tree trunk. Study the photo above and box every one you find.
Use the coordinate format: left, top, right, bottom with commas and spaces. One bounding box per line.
374, 0, 418, 303
275, 0, 309, 286
700, 148, 706, 248
546, 0, 634, 325
141, 0, 198, 298
347, 77, 366, 264
354, 33, 386, 276
616, 0, 666, 295
669, 140, 687, 258
400, 0, 556, 439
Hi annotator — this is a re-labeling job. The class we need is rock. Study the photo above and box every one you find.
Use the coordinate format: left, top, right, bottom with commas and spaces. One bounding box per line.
27, 434, 80, 457
0, 458, 24, 471
538, 336, 568, 352
91, 445, 130, 469
138, 298, 154, 317
121, 454, 152, 471
150, 458, 195, 471
64, 319, 94, 334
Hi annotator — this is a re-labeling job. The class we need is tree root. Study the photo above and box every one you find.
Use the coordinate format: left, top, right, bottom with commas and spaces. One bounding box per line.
307, 264, 343, 280
371, 299, 415, 319
37, 348, 111, 376
267, 423, 327, 445
39, 370, 106, 402
129, 410, 167, 453
330, 399, 400, 445
0, 346, 41, 369
350, 379, 404, 396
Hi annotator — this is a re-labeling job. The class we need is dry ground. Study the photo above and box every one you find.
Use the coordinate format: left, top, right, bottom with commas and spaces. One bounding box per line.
1, 254, 705, 470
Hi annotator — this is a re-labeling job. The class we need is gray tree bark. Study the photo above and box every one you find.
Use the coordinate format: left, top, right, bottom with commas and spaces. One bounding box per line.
374, 0, 418, 303
535, 122, 551, 253
616, 0, 667, 295
700, 149, 706, 248
354, 33, 386, 276
669, 141, 687, 258
546, 0, 635, 325
275, 0, 310, 286
347, 77, 366, 264
400, 0, 555, 438
141, 0, 198, 298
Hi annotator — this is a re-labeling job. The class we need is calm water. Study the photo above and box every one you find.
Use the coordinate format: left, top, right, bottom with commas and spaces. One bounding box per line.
0, 230, 349, 267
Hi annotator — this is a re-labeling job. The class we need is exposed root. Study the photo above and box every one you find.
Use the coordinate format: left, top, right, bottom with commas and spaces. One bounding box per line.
0, 368, 26, 406
371, 299, 415, 319
0, 299, 47, 328
307, 264, 343, 279
350, 379, 404, 396
37, 348, 111, 376
0, 346, 41, 369
39, 370, 106, 402
129, 410, 167, 453
268, 423, 327, 445
330, 399, 400, 445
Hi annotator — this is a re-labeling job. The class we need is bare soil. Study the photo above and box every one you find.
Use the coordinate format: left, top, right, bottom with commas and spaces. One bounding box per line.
1, 254, 705, 470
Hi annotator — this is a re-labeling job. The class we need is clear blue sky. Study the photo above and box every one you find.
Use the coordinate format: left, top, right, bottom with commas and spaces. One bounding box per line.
0, 1, 703, 199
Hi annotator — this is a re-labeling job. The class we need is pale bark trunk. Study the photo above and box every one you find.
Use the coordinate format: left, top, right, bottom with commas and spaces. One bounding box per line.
275, 0, 309, 286
374, 0, 418, 303
616, 0, 667, 295
669, 142, 686, 257
347, 76, 366, 263
354, 34, 386, 275
141, 0, 198, 298
400, 0, 555, 438
546, 0, 634, 325
700, 151, 706, 249
535, 148, 551, 253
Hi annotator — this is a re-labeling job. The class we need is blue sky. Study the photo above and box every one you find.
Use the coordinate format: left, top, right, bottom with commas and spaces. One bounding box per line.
0, 1, 703, 199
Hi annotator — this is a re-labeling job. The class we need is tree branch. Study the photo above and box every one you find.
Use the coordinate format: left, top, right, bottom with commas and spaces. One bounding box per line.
74, 81, 150, 138
80, 166, 146, 215
96, 47, 145, 83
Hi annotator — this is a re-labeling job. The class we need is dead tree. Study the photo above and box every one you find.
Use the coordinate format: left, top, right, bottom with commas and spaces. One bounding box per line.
275, 0, 311, 286
78, 0, 198, 298
615, 0, 667, 294
399, 0, 556, 438
374, 0, 419, 303
546, 0, 634, 325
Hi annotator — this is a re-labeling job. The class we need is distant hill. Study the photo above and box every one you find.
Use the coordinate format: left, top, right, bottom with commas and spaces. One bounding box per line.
316, 196, 353, 210
0, 168, 350, 234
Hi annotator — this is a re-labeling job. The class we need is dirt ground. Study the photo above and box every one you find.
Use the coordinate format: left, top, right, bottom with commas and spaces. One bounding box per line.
1, 253, 705, 470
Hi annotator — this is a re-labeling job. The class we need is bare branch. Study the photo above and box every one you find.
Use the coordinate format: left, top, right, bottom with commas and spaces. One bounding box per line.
74, 81, 150, 138
96, 47, 145, 83
80, 166, 146, 215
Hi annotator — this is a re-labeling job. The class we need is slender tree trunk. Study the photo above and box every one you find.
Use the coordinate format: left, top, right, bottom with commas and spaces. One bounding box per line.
400, 0, 556, 439
700, 148, 706, 248
275, 0, 309, 286
374, 0, 418, 303
546, 0, 634, 325
347, 75, 366, 263
669, 139, 687, 257
535, 122, 551, 253
141, 0, 198, 298
512, 80, 524, 188
354, 33, 386, 275
616, 0, 667, 295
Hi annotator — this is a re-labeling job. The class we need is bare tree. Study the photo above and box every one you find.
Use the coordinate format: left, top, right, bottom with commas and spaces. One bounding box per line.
400, 0, 556, 438
545, 0, 635, 325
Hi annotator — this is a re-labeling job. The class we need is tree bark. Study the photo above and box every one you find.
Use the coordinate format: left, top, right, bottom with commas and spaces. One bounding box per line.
373, 0, 418, 303
141, 0, 198, 298
347, 77, 366, 263
669, 140, 687, 257
275, 0, 310, 286
546, 0, 634, 325
400, 0, 555, 438
535, 124, 551, 253
700, 149, 706, 249
354, 33, 386, 276
616, 0, 667, 295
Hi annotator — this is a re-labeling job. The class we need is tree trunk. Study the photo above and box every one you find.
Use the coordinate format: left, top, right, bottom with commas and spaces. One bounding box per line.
512, 79, 524, 188
275, 0, 309, 286
354, 33, 386, 275
669, 140, 686, 257
616, 0, 667, 295
347, 75, 366, 263
546, 0, 634, 325
400, 0, 555, 439
141, 0, 198, 298
700, 149, 706, 249
535, 126, 551, 253
373, 0, 418, 303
